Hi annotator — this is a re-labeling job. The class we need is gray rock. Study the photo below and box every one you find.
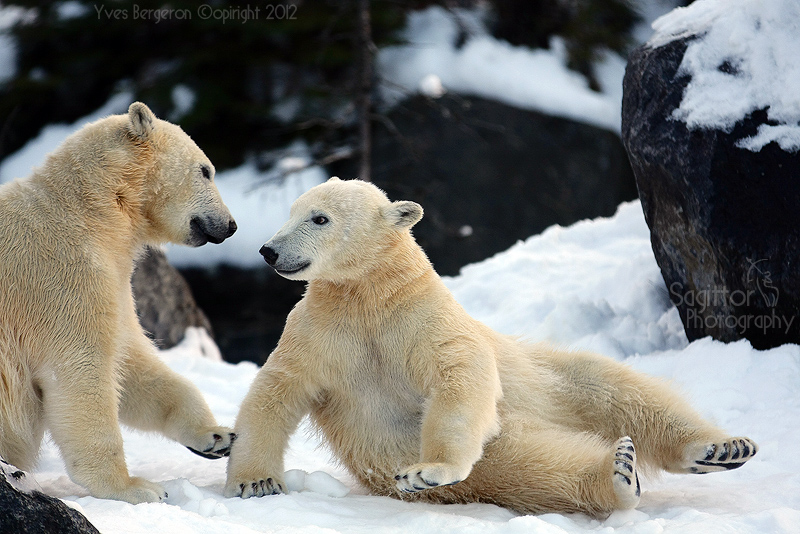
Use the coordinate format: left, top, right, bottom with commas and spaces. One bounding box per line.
0, 458, 100, 534
132, 246, 214, 349
622, 37, 800, 349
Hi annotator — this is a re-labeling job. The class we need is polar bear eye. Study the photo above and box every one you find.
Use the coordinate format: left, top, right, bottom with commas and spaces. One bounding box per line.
312, 215, 329, 225
200, 165, 211, 180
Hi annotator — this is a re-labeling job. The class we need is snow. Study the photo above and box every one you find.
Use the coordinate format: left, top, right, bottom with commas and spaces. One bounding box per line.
170, 84, 197, 121
377, 6, 626, 133
28, 201, 800, 534
0, 5, 36, 84
649, 0, 800, 152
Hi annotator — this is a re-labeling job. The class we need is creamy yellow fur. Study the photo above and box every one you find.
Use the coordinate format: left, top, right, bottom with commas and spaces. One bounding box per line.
0, 103, 236, 504
226, 178, 757, 516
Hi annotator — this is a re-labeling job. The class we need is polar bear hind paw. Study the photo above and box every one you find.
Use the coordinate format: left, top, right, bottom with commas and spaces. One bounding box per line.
187, 430, 237, 459
685, 437, 757, 474
612, 436, 640, 509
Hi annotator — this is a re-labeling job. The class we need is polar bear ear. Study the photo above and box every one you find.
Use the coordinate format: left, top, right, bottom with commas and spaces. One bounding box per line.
382, 200, 423, 229
327, 176, 341, 183
128, 102, 156, 139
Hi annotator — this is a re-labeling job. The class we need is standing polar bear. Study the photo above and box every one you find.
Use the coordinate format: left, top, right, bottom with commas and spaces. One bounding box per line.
0, 103, 237, 504
225, 178, 758, 516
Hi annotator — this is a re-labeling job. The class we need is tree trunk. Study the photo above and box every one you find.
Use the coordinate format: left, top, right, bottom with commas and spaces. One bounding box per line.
356, 0, 372, 182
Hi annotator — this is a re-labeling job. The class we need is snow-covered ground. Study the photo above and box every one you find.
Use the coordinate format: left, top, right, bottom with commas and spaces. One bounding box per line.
28, 200, 800, 534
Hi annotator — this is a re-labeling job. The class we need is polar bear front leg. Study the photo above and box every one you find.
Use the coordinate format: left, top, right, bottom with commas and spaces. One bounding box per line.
43, 357, 166, 503
224, 361, 314, 498
396, 352, 502, 493
118, 337, 235, 458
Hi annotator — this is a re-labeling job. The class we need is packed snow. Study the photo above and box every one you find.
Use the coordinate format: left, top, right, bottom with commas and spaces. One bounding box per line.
650, 0, 800, 152
24, 200, 799, 534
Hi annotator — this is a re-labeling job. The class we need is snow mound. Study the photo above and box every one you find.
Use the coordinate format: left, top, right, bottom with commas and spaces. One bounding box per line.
445, 201, 687, 360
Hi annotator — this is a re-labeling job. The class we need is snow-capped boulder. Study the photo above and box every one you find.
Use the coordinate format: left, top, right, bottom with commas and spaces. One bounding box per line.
0, 458, 100, 534
621, 0, 800, 349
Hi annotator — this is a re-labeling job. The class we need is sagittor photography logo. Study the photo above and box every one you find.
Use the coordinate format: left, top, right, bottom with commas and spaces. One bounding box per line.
94, 3, 298, 24
670, 258, 795, 335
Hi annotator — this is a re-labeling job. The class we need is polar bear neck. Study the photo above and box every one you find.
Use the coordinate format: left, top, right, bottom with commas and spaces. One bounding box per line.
307, 231, 437, 311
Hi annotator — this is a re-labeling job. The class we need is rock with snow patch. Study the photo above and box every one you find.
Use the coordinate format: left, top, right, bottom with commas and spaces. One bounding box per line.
622, 36, 800, 349
132, 246, 215, 349
0, 458, 100, 534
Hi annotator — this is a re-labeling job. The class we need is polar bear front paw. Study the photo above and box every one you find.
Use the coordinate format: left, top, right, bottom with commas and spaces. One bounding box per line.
394, 463, 466, 493
683, 437, 758, 473
224, 476, 284, 499
186, 427, 237, 459
611, 437, 640, 509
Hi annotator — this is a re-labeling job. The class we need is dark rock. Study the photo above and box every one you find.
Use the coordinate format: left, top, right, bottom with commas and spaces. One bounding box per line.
178, 265, 306, 365
0, 458, 100, 534
332, 94, 638, 276
132, 246, 214, 349
622, 37, 800, 349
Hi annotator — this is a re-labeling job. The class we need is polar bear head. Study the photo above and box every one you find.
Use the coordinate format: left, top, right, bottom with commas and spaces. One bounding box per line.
260, 177, 423, 281
123, 102, 237, 247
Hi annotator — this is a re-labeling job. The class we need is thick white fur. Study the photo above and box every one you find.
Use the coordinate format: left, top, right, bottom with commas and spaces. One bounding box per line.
0, 103, 236, 503
226, 178, 757, 516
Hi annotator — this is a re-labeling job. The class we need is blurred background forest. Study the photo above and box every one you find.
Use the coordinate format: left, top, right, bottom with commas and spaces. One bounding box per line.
0, 0, 690, 364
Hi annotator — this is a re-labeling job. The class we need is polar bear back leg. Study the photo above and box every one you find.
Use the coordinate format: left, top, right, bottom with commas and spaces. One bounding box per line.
539, 349, 756, 474
0, 334, 45, 470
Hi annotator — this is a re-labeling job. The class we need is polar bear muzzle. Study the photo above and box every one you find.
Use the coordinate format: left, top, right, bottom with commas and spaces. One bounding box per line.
259, 244, 310, 277
188, 215, 237, 246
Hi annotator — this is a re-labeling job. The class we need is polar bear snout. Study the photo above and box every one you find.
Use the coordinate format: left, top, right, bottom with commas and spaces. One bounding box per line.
188, 215, 237, 246
259, 241, 311, 277
260, 245, 279, 265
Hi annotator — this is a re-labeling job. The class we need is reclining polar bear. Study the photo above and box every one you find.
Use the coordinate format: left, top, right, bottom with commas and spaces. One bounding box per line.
226, 177, 756, 516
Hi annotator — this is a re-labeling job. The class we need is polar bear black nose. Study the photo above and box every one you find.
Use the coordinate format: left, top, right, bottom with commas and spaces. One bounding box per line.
260, 245, 279, 266
227, 219, 238, 238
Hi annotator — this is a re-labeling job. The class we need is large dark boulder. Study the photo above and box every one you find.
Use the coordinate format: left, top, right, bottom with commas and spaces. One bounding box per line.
332, 94, 638, 276
622, 37, 800, 349
0, 458, 100, 534
132, 246, 214, 349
